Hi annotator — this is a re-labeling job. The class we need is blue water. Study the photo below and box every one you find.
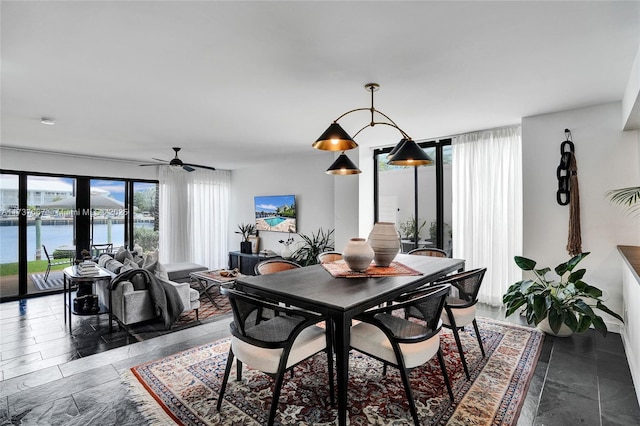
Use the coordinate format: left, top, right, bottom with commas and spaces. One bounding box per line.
263, 217, 286, 227
0, 223, 153, 263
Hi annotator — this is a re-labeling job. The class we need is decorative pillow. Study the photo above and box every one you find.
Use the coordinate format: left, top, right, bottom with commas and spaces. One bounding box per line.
155, 261, 169, 282
142, 250, 159, 273
132, 245, 145, 267
97, 254, 114, 268
114, 247, 134, 263
104, 258, 124, 274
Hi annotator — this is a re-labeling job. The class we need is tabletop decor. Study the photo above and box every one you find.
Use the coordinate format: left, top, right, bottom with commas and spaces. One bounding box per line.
322, 259, 422, 278
367, 222, 401, 267
342, 238, 375, 272
124, 318, 543, 425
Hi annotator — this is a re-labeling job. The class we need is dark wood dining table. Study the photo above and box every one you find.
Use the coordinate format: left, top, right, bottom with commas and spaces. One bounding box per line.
234, 253, 465, 425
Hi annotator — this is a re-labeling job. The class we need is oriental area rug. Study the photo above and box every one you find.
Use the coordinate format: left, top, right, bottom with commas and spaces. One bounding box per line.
123, 318, 543, 425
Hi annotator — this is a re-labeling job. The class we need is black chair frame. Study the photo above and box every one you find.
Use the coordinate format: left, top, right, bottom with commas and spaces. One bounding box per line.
437, 268, 487, 379
407, 247, 448, 257
217, 287, 335, 425
42, 245, 71, 281
352, 284, 454, 425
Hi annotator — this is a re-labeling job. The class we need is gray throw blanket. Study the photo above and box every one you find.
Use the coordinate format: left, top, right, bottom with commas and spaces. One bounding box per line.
109, 268, 184, 329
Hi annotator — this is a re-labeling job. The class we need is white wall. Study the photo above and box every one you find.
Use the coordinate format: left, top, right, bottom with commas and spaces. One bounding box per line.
0, 147, 158, 180
522, 102, 640, 330
230, 151, 356, 256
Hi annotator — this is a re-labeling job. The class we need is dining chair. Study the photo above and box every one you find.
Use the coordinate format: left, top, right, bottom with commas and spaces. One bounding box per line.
42, 245, 71, 281
254, 259, 301, 275
91, 243, 113, 259
349, 283, 454, 426
436, 268, 487, 379
407, 247, 448, 257
317, 251, 343, 264
216, 287, 334, 426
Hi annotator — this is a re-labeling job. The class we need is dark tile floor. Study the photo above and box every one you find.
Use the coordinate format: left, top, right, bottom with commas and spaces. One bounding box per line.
0, 294, 638, 425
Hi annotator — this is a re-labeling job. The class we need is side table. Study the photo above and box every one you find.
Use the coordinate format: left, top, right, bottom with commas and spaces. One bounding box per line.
63, 265, 114, 335
190, 269, 246, 307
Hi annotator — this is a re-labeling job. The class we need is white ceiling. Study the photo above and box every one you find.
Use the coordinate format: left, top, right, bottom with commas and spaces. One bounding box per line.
2, 1, 639, 171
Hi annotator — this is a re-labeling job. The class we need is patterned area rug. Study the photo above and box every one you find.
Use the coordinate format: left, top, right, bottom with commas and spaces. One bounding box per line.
30, 271, 65, 290
123, 318, 543, 425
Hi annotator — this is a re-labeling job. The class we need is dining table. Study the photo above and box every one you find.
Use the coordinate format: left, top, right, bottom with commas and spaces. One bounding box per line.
234, 253, 465, 426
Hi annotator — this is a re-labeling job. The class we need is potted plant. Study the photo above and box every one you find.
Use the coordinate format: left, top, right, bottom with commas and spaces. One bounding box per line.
607, 186, 640, 216
236, 223, 256, 254
399, 216, 426, 241
291, 228, 334, 266
503, 252, 623, 336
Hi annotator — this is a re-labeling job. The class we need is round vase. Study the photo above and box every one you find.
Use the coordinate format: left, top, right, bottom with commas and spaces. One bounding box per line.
367, 222, 401, 267
537, 317, 573, 337
342, 238, 374, 272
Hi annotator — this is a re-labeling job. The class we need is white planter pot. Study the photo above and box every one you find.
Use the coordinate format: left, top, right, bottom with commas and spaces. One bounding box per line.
537, 317, 573, 337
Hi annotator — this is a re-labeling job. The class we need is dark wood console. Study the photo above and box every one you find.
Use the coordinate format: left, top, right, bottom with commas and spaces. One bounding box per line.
228, 251, 281, 275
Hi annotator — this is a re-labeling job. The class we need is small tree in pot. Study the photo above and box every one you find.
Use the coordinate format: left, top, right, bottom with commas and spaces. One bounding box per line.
503, 252, 623, 336
236, 223, 256, 254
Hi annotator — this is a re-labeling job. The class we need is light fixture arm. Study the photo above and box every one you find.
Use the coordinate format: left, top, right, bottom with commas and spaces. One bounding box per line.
331, 83, 412, 141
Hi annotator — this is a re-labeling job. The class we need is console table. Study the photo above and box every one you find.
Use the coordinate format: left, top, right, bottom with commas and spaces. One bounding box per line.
63, 265, 114, 335
228, 251, 281, 275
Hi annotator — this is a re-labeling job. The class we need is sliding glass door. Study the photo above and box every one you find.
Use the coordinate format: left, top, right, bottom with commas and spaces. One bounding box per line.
374, 139, 452, 254
0, 170, 158, 302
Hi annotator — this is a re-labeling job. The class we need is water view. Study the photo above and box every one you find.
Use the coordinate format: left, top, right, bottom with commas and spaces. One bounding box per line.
0, 222, 154, 263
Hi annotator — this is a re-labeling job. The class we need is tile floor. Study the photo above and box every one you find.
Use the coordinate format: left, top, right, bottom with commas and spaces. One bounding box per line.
0, 294, 638, 425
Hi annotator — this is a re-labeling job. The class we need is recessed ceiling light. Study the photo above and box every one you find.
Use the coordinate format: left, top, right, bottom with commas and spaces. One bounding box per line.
40, 117, 55, 125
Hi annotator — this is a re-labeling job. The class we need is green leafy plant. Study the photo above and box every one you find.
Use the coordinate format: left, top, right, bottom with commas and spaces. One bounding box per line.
503, 252, 623, 336
607, 186, 640, 217
399, 216, 426, 241
291, 228, 334, 266
236, 223, 256, 242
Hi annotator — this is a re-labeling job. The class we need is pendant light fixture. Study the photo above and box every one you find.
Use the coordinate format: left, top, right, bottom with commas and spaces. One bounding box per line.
313, 83, 432, 174
325, 151, 361, 175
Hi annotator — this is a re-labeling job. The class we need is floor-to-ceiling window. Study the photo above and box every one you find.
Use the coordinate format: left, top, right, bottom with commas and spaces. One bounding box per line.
90, 179, 126, 250
374, 139, 452, 254
0, 174, 20, 298
0, 170, 158, 302
132, 181, 159, 252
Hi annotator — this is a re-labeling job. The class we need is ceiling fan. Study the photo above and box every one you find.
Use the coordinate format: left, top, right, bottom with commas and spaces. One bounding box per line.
139, 147, 216, 172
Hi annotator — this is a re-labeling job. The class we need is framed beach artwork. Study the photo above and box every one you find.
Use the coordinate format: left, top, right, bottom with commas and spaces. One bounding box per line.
254, 195, 297, 233
248, 236, 260, 254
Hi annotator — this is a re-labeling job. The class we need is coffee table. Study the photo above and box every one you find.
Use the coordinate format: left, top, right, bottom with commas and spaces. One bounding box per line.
189, 269, 245, 307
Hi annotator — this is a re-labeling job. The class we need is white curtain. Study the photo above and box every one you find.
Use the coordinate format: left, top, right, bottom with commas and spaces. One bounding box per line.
159, 168, 230, 269
452, 126, 522, 306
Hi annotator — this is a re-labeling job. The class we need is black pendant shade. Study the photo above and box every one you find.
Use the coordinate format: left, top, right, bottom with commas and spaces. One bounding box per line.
313, 122, 358, 151
326, 152, 361, 175
387, 139, 433, 166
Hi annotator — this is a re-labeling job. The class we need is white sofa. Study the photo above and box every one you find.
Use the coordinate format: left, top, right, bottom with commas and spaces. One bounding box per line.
95, 252, 202, 329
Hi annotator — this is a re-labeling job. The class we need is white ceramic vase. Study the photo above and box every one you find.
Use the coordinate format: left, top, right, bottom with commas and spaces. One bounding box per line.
367, 222, 401, 267
342, 238, 374, 272
281, 245, 293, 259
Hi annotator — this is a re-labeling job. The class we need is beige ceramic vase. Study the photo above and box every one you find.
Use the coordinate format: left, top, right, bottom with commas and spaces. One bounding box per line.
342, 238, 374, 272
367, 222, 401, 267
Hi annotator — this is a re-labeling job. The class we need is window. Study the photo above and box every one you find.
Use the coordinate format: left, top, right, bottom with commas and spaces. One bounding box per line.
374, 139, 452, 254
0, 170, 158, 301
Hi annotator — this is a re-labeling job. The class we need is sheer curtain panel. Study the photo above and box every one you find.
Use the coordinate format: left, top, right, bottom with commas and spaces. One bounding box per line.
159, 168, 230, 270
452, 126, 522, 306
